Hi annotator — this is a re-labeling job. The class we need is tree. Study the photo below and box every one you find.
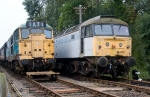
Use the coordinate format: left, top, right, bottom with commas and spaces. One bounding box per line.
135, 0, 150, 14
23, 0, 44, 21
58, 0, 87, 31
45, 0, 66, 32
133, 13, 150, 74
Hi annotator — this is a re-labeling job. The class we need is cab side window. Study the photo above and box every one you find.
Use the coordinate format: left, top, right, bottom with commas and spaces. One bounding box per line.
11, 37, 13, 45
85, 25, 92, 37
81, 26, 85, 38
10, 37, 13, 54
21, 29, 29, 39
14, 29, 19, 41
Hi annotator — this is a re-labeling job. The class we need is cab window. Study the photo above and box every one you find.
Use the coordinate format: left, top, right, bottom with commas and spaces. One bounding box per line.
94, 24, 112, 36
85, 25, 92, 37
14, 29, 19, 41
11, 37, 13, 45
21, 29, 29, 39
81, 26, 85, 38
31, 29, 42, 34
113, 25, 129, 36
44, 30, 52, 38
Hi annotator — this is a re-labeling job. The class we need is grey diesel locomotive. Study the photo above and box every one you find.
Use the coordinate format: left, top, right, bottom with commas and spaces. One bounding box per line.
54, 15, 136, 78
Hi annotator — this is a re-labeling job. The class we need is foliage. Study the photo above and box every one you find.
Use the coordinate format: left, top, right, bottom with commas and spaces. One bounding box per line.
135, 0, 150, 14
22, 0, 45, 21
22, 0, 137, 31
58, 0, 87, 31
135, 14, 150, 55
45, 0, 67, 32
133, 13, 150, 74
129, 68, 149, 80
58, 2, 74, 31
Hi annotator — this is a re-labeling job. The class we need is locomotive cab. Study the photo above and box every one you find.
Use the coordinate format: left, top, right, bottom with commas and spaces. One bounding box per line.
20, 27, 53, 58
79, 16, 136, 78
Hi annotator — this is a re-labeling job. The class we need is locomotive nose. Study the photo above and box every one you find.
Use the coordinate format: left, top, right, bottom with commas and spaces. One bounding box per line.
97, 57, 108, 67
127, 57, 136, 67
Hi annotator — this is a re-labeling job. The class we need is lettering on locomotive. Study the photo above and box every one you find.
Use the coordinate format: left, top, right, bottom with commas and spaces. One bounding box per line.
26, 21, 46, 28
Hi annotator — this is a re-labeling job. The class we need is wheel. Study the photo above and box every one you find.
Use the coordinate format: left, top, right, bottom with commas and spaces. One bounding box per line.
69, 64, 75, 73
54, 74, 58, 79
14, 61, 19, 70
51, 74, 58, 80
28, 61, 35, 71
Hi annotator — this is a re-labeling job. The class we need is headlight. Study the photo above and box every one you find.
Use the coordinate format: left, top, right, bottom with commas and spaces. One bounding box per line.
106, 42, 109, 47
119, 43, 122, 47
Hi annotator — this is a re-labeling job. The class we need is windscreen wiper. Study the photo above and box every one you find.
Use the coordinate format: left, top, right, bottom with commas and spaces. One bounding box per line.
118, 24, 121, 32
101, 25, 103, 32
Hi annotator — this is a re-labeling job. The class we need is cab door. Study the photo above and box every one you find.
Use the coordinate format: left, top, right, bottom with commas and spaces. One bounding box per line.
81, 25, 93, 56
80, 26, 85, 54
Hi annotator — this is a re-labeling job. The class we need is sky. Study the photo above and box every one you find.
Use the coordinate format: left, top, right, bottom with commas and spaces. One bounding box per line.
0, 0, 28, 47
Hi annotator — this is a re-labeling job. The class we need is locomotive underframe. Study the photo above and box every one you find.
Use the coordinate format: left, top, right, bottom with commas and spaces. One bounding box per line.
56, 56, 130, 78
5, 58, 55, 72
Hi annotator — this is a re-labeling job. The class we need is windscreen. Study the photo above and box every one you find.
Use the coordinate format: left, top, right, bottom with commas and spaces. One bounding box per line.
113, 25, 129, 36
21, 29, 29, 38
44, 30, 52, 38
94, 24, 112, 35
94, 24, 129, 36
31, 29, 42, 34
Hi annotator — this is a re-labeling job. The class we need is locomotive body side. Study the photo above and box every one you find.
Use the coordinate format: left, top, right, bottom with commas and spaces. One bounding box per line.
55, 31, 80, 58
55, 16, 136, 78
0, 43, 7, 65
6, 30, 19, 64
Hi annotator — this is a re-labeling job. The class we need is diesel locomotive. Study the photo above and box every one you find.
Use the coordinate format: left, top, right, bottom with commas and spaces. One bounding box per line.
54, 15, 136, 78
0, 21, 55, 72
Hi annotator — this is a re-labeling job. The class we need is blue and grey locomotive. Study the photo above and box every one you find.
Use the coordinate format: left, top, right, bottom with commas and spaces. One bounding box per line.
0, 21, 55, 73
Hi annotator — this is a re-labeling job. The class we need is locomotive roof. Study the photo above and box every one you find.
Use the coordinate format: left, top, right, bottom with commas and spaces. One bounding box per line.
0, 42, 6, 51
55, 15, 128, 38
81, 15, 128, 26
17, 23, 52, 29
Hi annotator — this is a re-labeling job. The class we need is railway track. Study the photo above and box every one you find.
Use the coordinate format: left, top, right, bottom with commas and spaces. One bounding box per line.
107, 77, 150, 87
0, 65, 118, 97
1, 65, 150, 97
23, 74, 150, 97
127, 79, 150, 87
24, 76, 117, 97
69, 75, 150, 95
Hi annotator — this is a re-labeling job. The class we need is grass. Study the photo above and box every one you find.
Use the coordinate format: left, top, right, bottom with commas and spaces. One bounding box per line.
129, 68, 150, 80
